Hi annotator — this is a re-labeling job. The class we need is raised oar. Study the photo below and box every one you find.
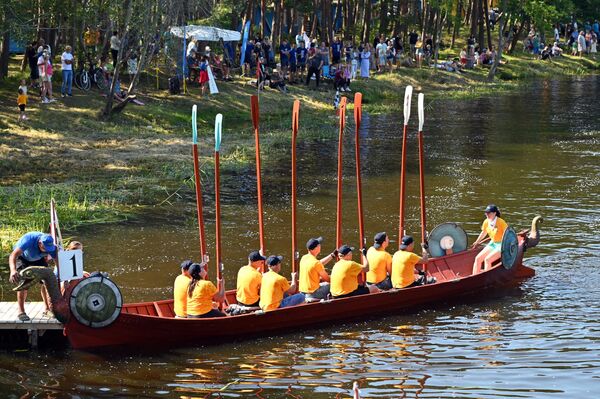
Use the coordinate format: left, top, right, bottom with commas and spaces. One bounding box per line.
336, 96, 348, 248
291, 100, 300, 275
399, 85, 413, 245
251, 95, 266, 271
214, 114, 224, 291
417, 93, 428, 251
191, 105, 208, 261
354, 93, 365, 249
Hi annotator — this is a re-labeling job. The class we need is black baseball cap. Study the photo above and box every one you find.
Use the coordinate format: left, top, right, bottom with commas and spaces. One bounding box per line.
180, 260, 193, 270
306, 236, 323, 250
338, 245, 354, 256
484, 204, 501, 216
399, 235, 414, 250
266, 255, 283, 267
373, 232, 387, 248
249, 251, 267, 262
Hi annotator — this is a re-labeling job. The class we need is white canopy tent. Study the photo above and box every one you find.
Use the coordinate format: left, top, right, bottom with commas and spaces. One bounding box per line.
170, 25, 241, 42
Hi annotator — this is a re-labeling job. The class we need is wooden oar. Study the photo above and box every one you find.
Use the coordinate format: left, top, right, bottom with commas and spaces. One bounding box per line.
251, 95, 266, 271
336, 96, 348, 248
291, 100, 300, 274
214, 114, 223, 282
417, 93, 427, 250
399, 85, 413, 245
191, 105, 208, 261
49, 199, 62, 282
354, 93, 365, 248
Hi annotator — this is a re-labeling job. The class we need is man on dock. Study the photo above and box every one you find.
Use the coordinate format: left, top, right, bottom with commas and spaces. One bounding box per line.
391, 236, 435, 289
8, 232, 57, 321
366, 232, 393, 290
236, 251, 265, 307
330, 245, 379, 298
299, 237, 336, 301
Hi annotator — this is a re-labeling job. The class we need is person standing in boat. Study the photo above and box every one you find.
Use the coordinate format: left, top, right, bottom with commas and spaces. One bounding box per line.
471, 204, 508, 274
186, 262, 226, 318
366, 232, 393, 290
330, 245, 379, 298
391, 236, 434, 288
8, 232, 56, 321
236, 251, 265, 307
173, 260, 193, 318
260, 255, 304, 311
299, 237, 336, 301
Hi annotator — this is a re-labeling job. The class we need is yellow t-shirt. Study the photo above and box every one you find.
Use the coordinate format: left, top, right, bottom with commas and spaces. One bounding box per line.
259, 270, 290, 311
299, 253, 326, 293
173, 274, 191, 317
330, 259, 362, 297
187, 280, 217, 316
482, 217, 508, 243
391, 251, 421, 288
366, 246, 392, 284
84, 30, 100, 46
236, 264, 262, 305
17, 94, 27, 106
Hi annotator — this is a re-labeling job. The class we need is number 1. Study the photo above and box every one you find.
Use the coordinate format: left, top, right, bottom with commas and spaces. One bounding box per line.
69, 254, 77, 277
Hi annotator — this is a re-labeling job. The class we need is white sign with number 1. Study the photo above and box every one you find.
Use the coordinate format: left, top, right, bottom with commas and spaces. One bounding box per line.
58, 249, 84, 281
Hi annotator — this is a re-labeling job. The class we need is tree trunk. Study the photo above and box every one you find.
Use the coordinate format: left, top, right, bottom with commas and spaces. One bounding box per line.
483, 0, 492, 50
477, 0, 485, 50
272, 0, 281, 45
488, 0, 507, 81
380, 0, 389, 35
260, 0, 266, 38
0, 31, 9, 79
361, 0, 371, 43
470, 0, 478, 37
451, 1, 462, 48
508, 17, 526, 54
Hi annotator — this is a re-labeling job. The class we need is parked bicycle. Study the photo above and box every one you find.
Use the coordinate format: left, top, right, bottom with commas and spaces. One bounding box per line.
74, 55, 109, 92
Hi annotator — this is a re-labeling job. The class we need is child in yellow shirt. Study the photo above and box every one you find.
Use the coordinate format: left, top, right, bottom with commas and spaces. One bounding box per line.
17, 88, 27, 121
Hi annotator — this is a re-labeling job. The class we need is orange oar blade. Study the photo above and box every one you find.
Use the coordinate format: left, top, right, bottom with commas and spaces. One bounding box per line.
354, 93, 362, 126
251, 95, 260, 129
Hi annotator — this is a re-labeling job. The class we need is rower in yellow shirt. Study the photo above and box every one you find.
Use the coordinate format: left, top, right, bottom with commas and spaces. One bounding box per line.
173, 260, 193, 317
330, 245, 379, 298
259, 255, 304, 311
366, 232, 393, 290
299, 236, 336, 301
236, 250, 265, 307
471, 204, 508, 274
391, 235, 435, 288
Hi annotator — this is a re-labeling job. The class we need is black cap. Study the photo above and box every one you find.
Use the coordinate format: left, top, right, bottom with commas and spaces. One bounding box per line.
306, 236, 323, 250
373, 232, 387, 249
484, 204, 501, 216
266, 255, 283, 267
249, 251, 267, 262
338, 245, 354, 256
188, 263, 206, 279
399, 235, 414, 250
180, 260, 193, 270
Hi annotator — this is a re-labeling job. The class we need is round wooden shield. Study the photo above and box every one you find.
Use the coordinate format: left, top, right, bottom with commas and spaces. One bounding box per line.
69, 273, 122, 328
501, 227, 519, 269
428, 223, 468, 257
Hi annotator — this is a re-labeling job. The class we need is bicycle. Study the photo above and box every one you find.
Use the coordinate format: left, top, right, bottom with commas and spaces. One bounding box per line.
75, 54, 109, 92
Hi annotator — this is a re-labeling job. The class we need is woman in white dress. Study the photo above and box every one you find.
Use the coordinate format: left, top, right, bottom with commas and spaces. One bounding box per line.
360, 44, 371, 79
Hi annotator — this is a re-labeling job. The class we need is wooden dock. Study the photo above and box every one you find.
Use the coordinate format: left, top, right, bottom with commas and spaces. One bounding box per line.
0, 302, 63, 348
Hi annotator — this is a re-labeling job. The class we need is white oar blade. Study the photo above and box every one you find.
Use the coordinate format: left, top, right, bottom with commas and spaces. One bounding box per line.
418, 93, 425, 132
192, 105, 198, 144
214, 114, 223, 152
403, 85, 413, 126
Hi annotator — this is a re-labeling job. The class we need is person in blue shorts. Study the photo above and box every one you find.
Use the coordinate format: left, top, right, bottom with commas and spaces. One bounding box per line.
8, 232, 57, 321
296, 41, 308, 79
289, 43, 298, 83
279, 38, 291, 78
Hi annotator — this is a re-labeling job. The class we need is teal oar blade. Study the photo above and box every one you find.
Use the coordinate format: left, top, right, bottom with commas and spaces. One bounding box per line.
192, 105, 198, 144
214, 114, 223, 151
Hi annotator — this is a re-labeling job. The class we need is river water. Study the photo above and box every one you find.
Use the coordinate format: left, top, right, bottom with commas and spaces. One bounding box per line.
1, 76, 599, 398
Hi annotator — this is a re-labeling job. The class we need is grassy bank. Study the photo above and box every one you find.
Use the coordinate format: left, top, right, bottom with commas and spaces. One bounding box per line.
0, 51, 598, 260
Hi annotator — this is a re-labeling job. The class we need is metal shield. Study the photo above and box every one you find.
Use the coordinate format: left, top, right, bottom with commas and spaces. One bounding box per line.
428, 222, 469, 257
501, 227, 519, 269
70, 273, 123, 328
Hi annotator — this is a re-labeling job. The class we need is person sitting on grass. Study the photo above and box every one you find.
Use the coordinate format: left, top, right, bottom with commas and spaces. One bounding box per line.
334, 64, 351, 92
186, 262, 225, 318
259, 255, 304, 311
391, 235, 435, 288
330, 245, 379, 299
269, 65, 288, 93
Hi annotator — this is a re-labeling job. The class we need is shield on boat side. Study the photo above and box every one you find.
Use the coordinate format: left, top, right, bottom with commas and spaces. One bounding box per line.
501, 227, 519, 269
428, 223, 468, 257
70, 273, 123, 328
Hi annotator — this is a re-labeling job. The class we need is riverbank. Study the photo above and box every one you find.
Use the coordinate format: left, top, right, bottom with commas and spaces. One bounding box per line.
0, 52, 598, 260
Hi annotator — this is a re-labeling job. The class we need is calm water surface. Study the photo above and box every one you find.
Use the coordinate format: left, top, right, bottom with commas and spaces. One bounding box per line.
1, 77, 599, 398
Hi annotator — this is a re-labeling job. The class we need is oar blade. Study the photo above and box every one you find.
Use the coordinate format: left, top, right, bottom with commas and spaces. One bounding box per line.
192, 104, 198, 144
251, 95, 260, 129
403, 85, 413, 126
292, 100, 300, 134
418, 93, 425, 132
354, 92, 362, 126
215, 114, 223, 152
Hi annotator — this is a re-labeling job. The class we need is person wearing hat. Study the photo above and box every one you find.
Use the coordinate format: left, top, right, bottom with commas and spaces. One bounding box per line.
8, 232, 58, 321
366, 232, 393, 290
471, 204, 508, 274
236, 250, 265, 307
259, 255, 304, 311
299, 237, 336, 301
173, 259, 193, 318
391, 235, 434, 289
330, 245, 379, 298
187, 262, 225, 318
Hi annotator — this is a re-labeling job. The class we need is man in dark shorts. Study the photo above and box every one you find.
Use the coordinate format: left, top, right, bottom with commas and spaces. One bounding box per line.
305, 43, 323, 88
330, 245, 379, 299
331, 37, 342, 65
279, 38, 291, 78
8, 232, 57, 321
296, 41, 308, 79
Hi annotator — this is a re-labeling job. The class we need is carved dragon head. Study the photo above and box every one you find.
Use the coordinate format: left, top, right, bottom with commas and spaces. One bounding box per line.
13, 266, 69, 323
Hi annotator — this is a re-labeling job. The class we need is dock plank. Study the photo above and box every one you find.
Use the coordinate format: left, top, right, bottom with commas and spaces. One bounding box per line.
0, 302, 63, 330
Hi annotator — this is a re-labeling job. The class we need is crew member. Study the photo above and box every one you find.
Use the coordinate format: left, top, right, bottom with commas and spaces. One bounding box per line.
391, 235, 434, 288
299, 237, 336, 301
471, 204, 508, 274
366, 232, 393, 290
259, 255, 304, 311
173, 260, 193, 318
187, 262, 225, 318
236, 250, 265, 307
330, 245, 379, 298
8, 232, 57, 321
